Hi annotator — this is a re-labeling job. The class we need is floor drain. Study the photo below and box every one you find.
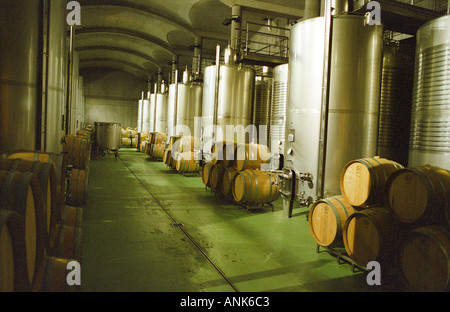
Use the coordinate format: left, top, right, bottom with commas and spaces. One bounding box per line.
172, 223, 184, 228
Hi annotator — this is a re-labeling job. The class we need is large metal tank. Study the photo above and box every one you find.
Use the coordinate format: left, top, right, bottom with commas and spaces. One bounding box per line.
176, 77, 203, 138
154, 85, 168, 134
45, 0, 67, 153
142, 98, 150, 133
270, 64, 288, 169
202, 64, 255, 153
137, 99, 143, 133
167, 84, 177, 141
377, 42, 414, 166
95, 122, 122, 151
252, 69, 273, 145
0, 0, 40, 152
284, 14, 383, 203
408, 15, 450, 170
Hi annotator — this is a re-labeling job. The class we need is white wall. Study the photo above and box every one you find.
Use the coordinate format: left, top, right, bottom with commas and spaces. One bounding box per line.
82, 68, 147, 129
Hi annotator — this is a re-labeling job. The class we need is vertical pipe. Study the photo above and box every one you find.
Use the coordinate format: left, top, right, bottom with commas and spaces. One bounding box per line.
230, 6, 242, 53
303, 0, 321, 19
65, 25, 75, 135
213, 45, 221, 145
192, 37, 202, 79
316, 0, 334, 200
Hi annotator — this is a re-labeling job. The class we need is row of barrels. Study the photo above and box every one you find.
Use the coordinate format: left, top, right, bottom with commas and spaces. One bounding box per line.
308, 156, 450, 292
202, 162, 279, 205
121, 128, 138, 148
0, 152, 83, 292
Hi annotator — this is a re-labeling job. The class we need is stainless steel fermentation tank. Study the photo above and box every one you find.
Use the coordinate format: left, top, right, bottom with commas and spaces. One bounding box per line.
0, 0, 40, 152
201, 63, 255, 157
172, 71, 203, 138
282, 14, 383, 214
149, 84, 169, 134
408, 14, 450, 170
253, 69, 273, 146
95, 122, 122, 151
270, 64, 288, 169
377, 42, 414, 166
142, 95, 151, 133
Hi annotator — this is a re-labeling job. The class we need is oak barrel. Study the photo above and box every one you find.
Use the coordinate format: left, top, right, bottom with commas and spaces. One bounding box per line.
232, 169, 279, 204
210, 163, 225, 191
176, 152, 200, 173
7, 151, 66, 213
343, 207, 403, 267
178, 136, 198, 153
62, 135, 90, 170
385, 165, 450, 225
0, 158, 57, 253
308, 195, 356, 248
48, 223, 82, 261
235, 143, 271, 171
0, 209, 31, 292
0, 170, 45, 291
67, 168, 89, 207
202, 161, 213, 187
340, 157, 404, 208
397, 225, 450, 292
221, 166, 238, 196
41, 256, 81, 292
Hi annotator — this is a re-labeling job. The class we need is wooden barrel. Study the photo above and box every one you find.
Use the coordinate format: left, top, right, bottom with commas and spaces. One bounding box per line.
232, 169, 279, 204
221, 166, 238, 196
152, 144, 165, 159
170, 151, 178, 169
63, 135, 90, 170
340, 157, 404, 208
0, 158, 57, 253
0, 170, 45, 291
151, 132, 166, 144
385, 165, 450, 225
60, 205, 83, 228
41, 256, 81, 292
397, 226, 450, 292
48, 223, 82, 261
7, 151, 66, 212
202, 161, 213, 187
211, 141, 236, 167
170, 136, 181, 150
210, 163, 225, 191
308, 195, 356, 248
235, 143, 271, 172
178, 136, 198, 153
121, 137, 133, 148
0, 209, 31, 292
343, 207, 403, 267
67, 168, 89, 207
176, 152, 199, 173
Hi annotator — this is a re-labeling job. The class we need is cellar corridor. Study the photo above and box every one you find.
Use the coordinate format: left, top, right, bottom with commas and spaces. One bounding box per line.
80, 149, 406, 292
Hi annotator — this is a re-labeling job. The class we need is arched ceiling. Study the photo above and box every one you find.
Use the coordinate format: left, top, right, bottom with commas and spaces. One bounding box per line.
76, 0, 304, 81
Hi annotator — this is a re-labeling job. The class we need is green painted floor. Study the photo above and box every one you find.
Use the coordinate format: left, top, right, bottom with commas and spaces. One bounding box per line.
81, 148, 407, 292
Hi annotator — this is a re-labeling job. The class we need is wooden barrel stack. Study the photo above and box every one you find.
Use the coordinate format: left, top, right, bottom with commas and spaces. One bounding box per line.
201, 142, 279, 207
121, 128, 138, 148
308, 156, 450, 291
0, 151, 83, 292
144, 132, 166, 160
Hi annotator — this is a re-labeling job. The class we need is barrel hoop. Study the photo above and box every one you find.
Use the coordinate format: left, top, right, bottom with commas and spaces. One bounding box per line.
251, 170, 259, 203
239, 171, 249, 202
334, 196, 352, 219
33, 152, 40, 162
42, 256, 55, 292
358, 158, 378, 202
409, 167, 438, 207
419, 166, 447, 208
264, 171, 273, 202
1, 171, 17, 209
412, 228, 450, 267
371, 157, 389, 182
7, 158, 21, 172
323, 198, 342, 236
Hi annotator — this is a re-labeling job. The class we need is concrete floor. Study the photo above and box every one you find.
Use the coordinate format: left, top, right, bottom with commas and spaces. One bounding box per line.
81, 148, 407, 292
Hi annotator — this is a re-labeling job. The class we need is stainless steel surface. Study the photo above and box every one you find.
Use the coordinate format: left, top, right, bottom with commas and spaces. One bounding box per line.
155, 92, 168, 134
0, 0, 40, 152
270, 64, 288, 155
377, 42, 414, 166
202, 64, 255, 154
149, 93, 156, 133
253, 75, 273, 145
45, 0, 67, 153
167, 84, 177, 141
137, 99, 143, 133
408, 14, 450, 170
175, 83, 203, 137
142, 99, 150, 133
285, 15, 383, 201
95, 122, 122, 150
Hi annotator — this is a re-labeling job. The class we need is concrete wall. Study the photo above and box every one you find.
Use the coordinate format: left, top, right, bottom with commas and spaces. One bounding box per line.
82, 68, 147, 129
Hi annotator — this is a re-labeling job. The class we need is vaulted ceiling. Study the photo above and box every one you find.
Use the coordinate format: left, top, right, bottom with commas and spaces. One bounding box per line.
76, 0, 305, 82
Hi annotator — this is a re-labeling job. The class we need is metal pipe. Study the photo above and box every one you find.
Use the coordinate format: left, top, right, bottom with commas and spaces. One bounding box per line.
447, 0, 449, 14
213, 45, 221, 145
65, 25, 75, 135
231, 6, 242, 52
317, 0, 334, 200
303, 0, 321, 19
